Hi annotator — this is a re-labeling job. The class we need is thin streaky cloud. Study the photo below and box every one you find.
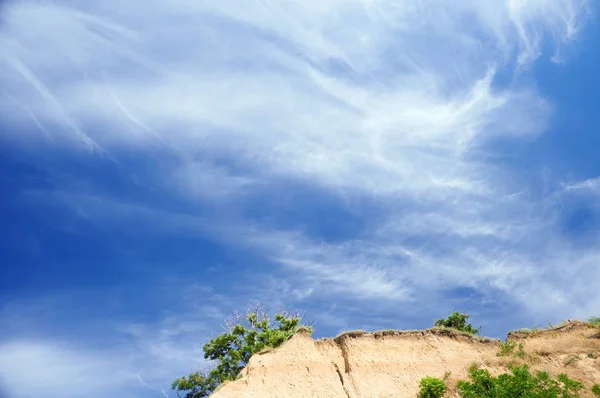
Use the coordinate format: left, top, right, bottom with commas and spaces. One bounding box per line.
1, 0, 599, 397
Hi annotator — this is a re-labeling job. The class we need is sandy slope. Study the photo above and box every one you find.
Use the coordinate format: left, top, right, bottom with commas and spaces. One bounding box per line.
211, 321, 600, 398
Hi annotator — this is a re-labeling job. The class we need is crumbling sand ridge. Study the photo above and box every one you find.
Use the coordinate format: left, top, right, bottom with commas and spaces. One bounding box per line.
211, 321, 600, 398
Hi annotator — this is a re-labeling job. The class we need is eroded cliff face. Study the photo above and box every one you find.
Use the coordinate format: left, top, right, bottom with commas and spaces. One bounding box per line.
211, 322, 600, 398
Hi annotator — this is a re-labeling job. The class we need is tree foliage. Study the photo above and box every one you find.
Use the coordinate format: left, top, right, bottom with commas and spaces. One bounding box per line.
457, 363, 584, 398
434, 312, 481, 335
172, 304, 313, 398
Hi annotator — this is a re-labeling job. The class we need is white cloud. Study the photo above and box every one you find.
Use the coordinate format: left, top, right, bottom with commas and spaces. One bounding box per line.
0, 340, 139, 398
562, 177, 600, 195
0, 286, 238, 398
1, 1, 600, 393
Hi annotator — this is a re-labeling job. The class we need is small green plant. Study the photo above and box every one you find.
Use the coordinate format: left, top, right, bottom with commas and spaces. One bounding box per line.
592, 383, 600, 397
564, 355, 578, 367
418, 376, 448, 398
496, 341, 526, 359
515, 343, 526, 359
434, 312, 481, 335
587, 351, 598, 359
457, 363, 584, 398
497, 340, 516, 356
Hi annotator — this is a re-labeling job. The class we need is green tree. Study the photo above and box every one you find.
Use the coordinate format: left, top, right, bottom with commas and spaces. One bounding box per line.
172, 304, 313, 398
418, 376, 448, 398
434, 312, 481, 335
457, 363, 584, 398
588, 317, 600, 326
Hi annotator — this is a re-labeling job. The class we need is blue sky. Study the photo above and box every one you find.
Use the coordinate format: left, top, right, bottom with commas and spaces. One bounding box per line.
1, 0, 600, 397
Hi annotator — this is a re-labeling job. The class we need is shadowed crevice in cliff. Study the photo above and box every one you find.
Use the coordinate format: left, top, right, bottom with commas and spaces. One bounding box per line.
333, 361, 351, 398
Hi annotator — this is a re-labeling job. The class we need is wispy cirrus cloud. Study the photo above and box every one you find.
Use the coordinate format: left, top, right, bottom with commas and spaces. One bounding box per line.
562, 177, 600, 195
2, 0, 596, 313
1, 0, 599, 396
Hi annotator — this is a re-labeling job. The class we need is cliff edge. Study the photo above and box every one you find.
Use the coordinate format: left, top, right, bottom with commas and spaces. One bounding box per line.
211, 321, 600, 398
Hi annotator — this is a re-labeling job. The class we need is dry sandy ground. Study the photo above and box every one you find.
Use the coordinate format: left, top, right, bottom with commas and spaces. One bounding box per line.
211, 321, 600, 398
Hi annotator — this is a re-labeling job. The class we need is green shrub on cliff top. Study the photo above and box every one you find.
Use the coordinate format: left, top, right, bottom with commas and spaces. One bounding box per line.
434, 312, 481, 335
172, 304, 313, 398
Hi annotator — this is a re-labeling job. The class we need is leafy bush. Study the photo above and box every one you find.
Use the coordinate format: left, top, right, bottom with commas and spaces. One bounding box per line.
434, 312, 481, 335
589, 317, 600, 326
457, 363, 584, 398
172, 304, 313, 398
418, 376, 448, 398
592, 383, 600, 397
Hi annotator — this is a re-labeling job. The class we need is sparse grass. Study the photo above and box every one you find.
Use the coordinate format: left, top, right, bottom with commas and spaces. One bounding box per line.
528, 355, 543, 365
334, 330, 367, 342
507, 319, 600, 342
544, 320, 575, 331
472, 336, 499, 343
588, 317, 600, 326
428, 326, 498, 344
295, 325, 313, 334
515, 328, 534, 333
508, 328, 535, 337
505, 358, 521, 369
497, 341, 515, 356
515, 343, 526, 359
507, 326, 550, 340
547, 320, 573, 329
497, 340, 526, 359
373, 329, 404, 338
564, 355, 578, 367
443, 371, 452, 381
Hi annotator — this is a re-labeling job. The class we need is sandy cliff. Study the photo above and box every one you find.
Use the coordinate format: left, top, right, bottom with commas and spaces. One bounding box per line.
211, 321, 600, 398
